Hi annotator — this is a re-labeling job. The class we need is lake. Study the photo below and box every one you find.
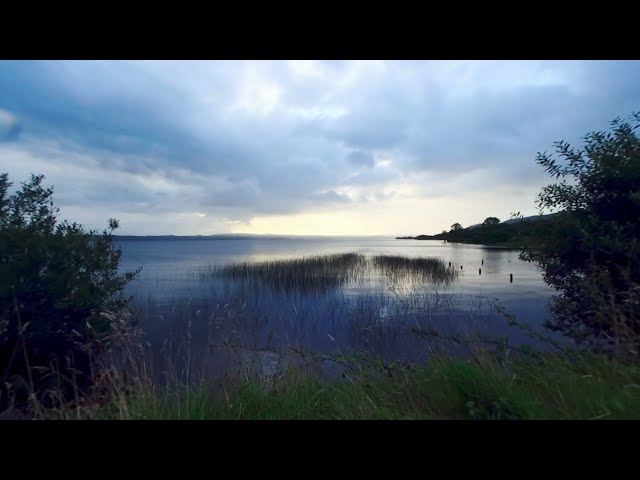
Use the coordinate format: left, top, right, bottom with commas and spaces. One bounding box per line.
116, 237, 560, 382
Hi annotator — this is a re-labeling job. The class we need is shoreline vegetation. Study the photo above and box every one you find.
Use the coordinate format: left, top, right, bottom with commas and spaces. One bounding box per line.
27, 352, 640, 420
396, 213, 560, 247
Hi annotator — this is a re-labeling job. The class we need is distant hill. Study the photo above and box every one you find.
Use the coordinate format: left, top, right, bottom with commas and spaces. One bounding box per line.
397, 213, 560, 247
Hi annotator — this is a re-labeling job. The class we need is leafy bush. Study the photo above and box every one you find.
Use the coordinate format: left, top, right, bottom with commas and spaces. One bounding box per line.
0, 173, 139, 408
521, 113, 640, 357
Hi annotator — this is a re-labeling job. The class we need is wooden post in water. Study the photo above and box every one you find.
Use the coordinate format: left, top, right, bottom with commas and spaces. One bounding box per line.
449, 262, 451, 268
460, 265, 463, 270
479, 268, 482, 275
510, 273, 513, 283
482, 259, 484, 265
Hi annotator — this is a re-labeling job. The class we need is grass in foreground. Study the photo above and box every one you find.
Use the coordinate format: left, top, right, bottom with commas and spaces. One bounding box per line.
75, 353, 640, 420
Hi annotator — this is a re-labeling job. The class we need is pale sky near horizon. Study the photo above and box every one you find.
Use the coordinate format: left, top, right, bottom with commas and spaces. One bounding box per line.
0, 60, 638, 236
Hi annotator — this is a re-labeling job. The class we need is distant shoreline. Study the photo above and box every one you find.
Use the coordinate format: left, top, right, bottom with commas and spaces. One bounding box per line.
114, 235, 287, 241
114, 234, 391, 241
396, 236, 523, 249
395, 213, 558, 249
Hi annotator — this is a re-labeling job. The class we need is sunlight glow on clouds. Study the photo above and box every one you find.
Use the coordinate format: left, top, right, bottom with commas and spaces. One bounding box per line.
0, 60, 638, 235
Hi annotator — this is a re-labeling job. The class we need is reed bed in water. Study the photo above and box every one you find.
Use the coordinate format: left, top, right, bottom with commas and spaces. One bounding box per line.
202, 253, 368, 293
201, 252, 459, 293
371, 254, 458, 285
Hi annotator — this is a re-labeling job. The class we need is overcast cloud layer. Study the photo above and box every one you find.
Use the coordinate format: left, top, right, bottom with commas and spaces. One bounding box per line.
0, 60, 638, 235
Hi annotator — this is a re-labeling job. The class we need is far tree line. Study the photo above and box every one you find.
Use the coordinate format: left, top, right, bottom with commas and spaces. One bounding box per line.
449, 216, 503, 232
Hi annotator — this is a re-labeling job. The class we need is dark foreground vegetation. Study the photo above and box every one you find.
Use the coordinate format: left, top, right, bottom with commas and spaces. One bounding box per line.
26, 352, 640, 420
1, 112, 639, 419
0, 173, 139, 410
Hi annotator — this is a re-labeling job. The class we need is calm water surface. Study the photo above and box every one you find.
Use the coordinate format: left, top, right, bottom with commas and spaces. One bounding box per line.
116, 237, 560, 379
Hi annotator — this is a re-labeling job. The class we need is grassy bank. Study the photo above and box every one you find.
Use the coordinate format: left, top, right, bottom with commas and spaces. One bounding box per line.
37, 352, 640, 420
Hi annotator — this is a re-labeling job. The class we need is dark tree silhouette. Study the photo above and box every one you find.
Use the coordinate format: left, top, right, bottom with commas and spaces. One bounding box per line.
521, 112, 640, 357
0, 173, 140, 408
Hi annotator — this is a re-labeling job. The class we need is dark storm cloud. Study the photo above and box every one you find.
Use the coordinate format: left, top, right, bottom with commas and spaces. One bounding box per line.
0, 60, 639, 233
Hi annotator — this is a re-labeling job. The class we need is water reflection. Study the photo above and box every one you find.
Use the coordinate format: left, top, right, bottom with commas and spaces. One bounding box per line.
118, 237, 559, 382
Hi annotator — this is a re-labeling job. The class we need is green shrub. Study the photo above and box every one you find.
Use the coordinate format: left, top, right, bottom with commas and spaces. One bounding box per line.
0, 173, 139, 408
521, 112, 640, 357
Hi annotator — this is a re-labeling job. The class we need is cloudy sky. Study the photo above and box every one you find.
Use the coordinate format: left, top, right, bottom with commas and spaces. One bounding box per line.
0, 60, 638, 236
